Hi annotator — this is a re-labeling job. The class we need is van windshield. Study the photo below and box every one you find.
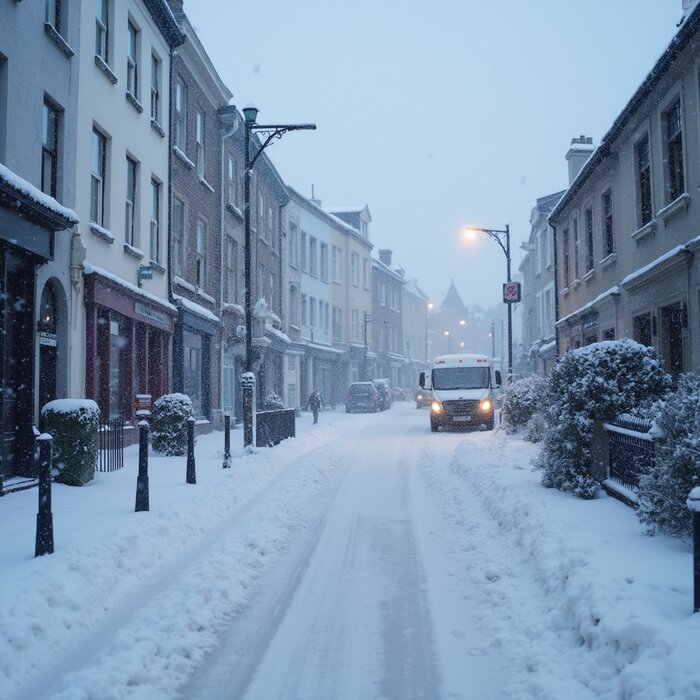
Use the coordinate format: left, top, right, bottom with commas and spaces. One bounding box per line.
432, 366, 490, 391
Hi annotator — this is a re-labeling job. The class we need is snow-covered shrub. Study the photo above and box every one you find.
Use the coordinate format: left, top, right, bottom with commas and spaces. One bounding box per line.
151, 393, 194, 456
524, 411, 547, 443
264, 392, 285, 410
41, 399, 100, 486
501, 375, 548, 432
533, 340, 670, 499
637, 373, 700, 537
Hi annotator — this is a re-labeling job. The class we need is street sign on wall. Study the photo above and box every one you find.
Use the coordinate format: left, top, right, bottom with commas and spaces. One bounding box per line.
503, 281, 521, 303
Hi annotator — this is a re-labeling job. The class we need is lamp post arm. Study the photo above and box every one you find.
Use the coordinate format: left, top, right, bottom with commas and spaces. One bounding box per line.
248, 124, 317, 170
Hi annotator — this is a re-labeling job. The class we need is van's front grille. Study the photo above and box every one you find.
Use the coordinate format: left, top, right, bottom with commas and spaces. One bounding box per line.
442, 400, 481, 417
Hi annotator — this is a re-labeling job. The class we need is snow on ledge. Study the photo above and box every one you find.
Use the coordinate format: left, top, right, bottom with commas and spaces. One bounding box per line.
0, 162, 78, 224
174, 294, 220, 323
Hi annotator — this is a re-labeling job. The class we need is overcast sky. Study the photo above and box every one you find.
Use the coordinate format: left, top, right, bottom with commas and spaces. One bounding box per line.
185, 1, 683, 310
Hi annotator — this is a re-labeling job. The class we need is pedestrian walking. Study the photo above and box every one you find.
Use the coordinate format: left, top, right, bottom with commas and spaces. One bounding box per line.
307, 388, 323, 424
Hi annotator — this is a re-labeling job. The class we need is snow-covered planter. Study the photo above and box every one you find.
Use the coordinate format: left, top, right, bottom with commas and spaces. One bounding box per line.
41, 399, 100, 486
151, 393, 194, 456
501, 375, 548, 433
637, 373, 700, 537
534, 340, 670, 499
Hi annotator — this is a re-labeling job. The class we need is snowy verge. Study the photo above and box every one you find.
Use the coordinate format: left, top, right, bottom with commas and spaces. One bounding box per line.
443, 431, 699, 700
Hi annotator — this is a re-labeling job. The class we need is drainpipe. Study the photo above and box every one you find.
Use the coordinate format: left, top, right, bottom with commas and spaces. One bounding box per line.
219, 108, 240, 423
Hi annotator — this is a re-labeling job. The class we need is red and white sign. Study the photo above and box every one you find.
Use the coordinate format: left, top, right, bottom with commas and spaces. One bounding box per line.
503, 281, 521, 303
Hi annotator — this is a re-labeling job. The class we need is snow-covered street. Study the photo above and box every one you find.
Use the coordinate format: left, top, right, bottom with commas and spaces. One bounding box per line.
1, 403, 698, 700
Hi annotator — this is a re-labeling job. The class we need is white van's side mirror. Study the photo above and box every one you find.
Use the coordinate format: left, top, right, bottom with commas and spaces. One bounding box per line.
419, 371, 426, 388
495, 370, 502, 387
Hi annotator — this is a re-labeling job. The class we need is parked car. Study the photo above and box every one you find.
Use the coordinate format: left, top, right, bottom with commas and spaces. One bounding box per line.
415, 388, 432, 408
346, 382, 382, 413
372, 378, 392, 410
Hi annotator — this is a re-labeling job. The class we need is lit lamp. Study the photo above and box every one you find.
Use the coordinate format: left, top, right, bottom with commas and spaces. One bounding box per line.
464, 224, 515, 381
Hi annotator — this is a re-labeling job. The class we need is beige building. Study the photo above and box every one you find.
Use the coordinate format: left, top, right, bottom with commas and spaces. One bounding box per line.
550, 4, 700, 380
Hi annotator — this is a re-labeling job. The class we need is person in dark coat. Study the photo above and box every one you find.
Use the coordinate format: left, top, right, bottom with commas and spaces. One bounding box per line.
307, 388, 323, 424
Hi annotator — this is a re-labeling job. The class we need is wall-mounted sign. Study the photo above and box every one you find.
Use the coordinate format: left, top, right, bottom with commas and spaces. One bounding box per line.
138, 265, 153, 280
134, 301, 168, 325
503, 281, 521, 304
39, 331, 57, 347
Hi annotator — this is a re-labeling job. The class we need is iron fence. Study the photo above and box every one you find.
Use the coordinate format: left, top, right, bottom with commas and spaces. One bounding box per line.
604, 416, 655, 492
98, 417, 124, 472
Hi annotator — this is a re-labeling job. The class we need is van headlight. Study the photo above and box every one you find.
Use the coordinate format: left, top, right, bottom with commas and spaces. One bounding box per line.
431, 400, 444, 414
480, 399, 492, 412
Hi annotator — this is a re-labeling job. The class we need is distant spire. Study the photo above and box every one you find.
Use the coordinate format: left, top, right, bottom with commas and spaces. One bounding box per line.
440, 280, 467, 312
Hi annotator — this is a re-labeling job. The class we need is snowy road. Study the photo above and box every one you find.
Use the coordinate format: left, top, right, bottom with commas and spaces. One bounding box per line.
3, 402, 696, 700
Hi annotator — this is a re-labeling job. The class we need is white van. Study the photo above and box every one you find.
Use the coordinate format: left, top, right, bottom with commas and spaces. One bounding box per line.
419, 353, 501, 432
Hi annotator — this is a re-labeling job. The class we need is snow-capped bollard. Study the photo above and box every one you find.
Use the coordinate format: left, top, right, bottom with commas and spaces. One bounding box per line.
186, 416, 196, 484
223, 413, 231, 469
135, 421, 150, 512
688, 487, 700, 613
35, 434, 54, 556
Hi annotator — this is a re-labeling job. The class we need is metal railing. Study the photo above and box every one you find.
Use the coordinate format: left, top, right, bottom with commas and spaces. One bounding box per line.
604, 416, 655, 492
98, 417, 124, 472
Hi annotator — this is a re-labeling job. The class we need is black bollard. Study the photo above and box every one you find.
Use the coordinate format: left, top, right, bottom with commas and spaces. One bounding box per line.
186, 416, 196, 484
223, 414, 231, 469
35, 434, 54, 556
688, 488, 700, 613
135, 421, 150, 512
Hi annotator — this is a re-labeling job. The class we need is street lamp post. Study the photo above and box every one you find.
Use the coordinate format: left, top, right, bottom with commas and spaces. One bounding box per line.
242, 105, 315, 447
444, 330, 451, 354
465, 224, 513, 381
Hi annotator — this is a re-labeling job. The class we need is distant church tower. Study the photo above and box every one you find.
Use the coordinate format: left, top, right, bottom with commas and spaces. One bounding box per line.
430, 280, 471, 355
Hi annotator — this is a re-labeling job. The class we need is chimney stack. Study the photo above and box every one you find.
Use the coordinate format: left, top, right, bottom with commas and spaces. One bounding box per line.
566, 135, 595, 185
379, 249, 392, 266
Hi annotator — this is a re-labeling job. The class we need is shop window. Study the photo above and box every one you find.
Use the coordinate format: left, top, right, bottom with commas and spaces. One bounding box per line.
183, 330, 203, 416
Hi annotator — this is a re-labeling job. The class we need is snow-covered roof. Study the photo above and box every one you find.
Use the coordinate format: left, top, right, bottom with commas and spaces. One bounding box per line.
174, 295, 220, 323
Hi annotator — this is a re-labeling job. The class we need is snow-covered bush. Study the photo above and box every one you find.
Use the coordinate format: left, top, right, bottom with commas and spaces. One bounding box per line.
151, 393, 194, 456
524, 411, 547, 443
501, 375, 548, 433
41, 399, 100, 486
637, 373, 700, 537
534, 340, 670, 499
264, 392, 285, 410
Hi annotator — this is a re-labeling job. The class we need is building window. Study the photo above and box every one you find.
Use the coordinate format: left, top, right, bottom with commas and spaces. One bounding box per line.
363, 257, 369, 289
227, 154, 238, 207
126, 21, 138, 99
172, 195, 184, 277
196, 110, 205, 177
332, 246, 342, 282
351, 251, 359, 286
175, 78, 186, 151
45, 0, 62, 33
301, 231, 307, 271
635, 134, 652, 226
90, 127, 107, 226
584, 207, 594, 272
535, 231, 542, 275
309, 236, 318, 276
226, 238, 238, 303
183, 330, 203, 417
633, 312, 652, 347
150, 179, 160, 263
196, 219, 206, 287
562, 228, 570, 288
602, 189, 614, 257
320, 243, 329, 281
310, 296, 317, 326
602, 328, 615, 341
95, 0, 109, 63
290, 223, 299, 268
125, 156, 137, 246
268, 206, 273, 244
665, 97, 684, 202
572, 217, 580, 281
301, 294, 307, 326
41, 100, 59, 198
150, 53, 161, 123
258, 192, 264, 234
351, 309, 359, 341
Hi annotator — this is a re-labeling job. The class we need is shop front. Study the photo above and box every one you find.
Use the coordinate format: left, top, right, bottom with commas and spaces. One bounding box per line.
0, 172, 76, 478
84, 271, 174, 428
